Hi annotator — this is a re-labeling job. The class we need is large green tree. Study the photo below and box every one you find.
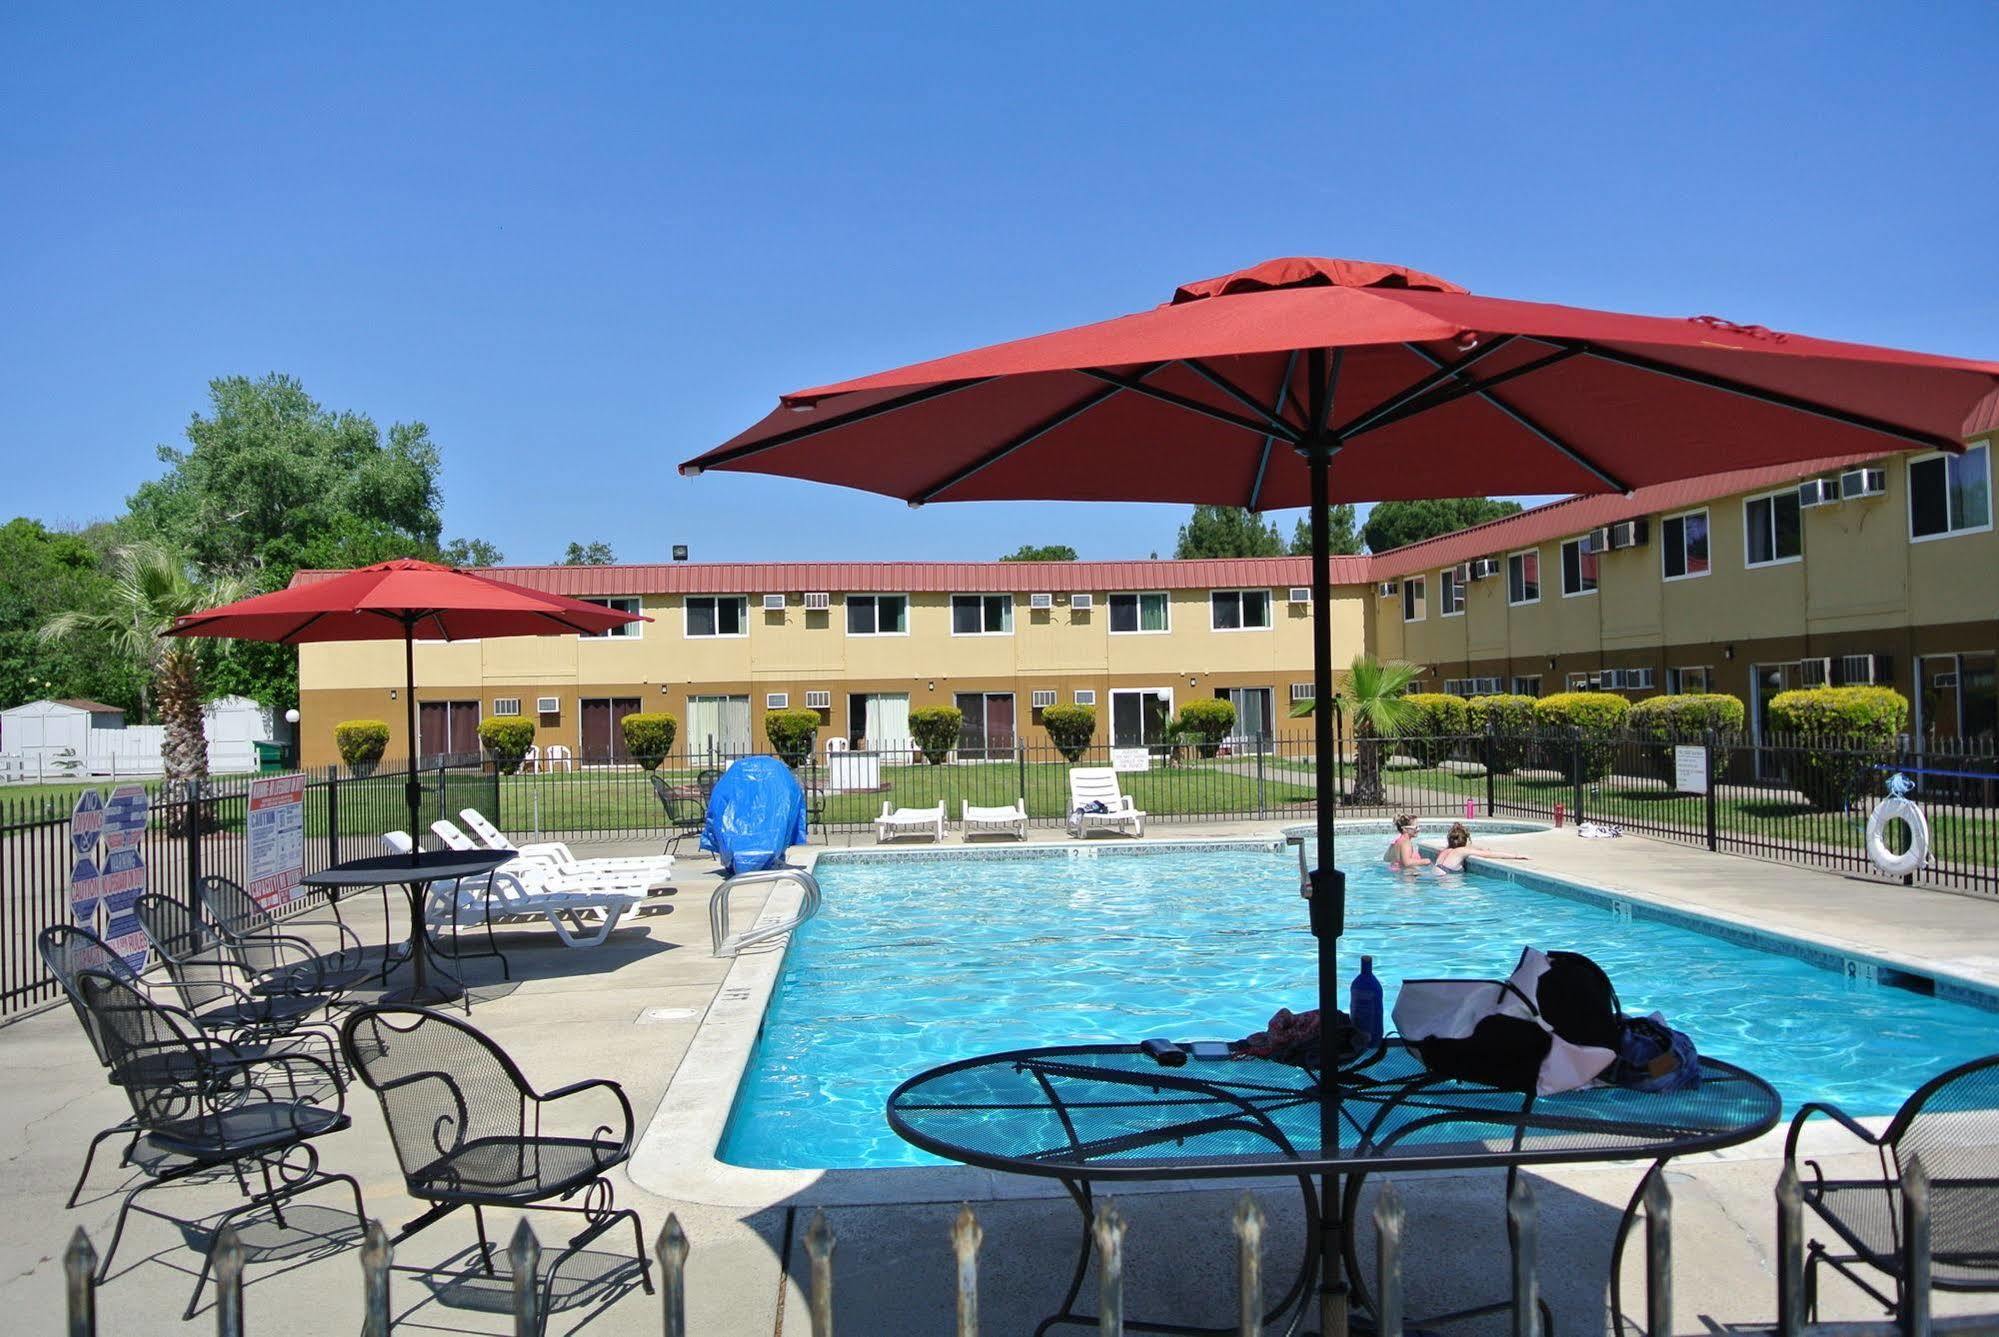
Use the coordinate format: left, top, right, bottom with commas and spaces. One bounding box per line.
1289, 504, 1362, 557
1174, 506, 1285, 558
0, 519, 145, 714
999, 543, 1078, 562
1361, 498, 1523, 554
560, 541, 616, 565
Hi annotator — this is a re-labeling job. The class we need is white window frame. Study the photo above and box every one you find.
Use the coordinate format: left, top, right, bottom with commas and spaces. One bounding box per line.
1108, 591, 1172, 635
1073, 689, 1097, 706
1402, 577, 1425, 623
682, 595, 748, 638
1666, 666, 1712, 695
1559, 537, 1599, 598
1108, 687, 1176, 747
1030, 689, 1058, 708
1209, 589, 1272, 632
1506, 549, 1540, 606
1438, 567, 1465, 617
1509, 675, 1542, 697
949, 593, 1014, 636
1659, 508, 1711, 582
766, 692, 789, 709
1742, 488, 1804, 569
1907, 443, 1994, 544
491, 697, 522, 717
578, 594, 644, 638
844, 593, 910, 637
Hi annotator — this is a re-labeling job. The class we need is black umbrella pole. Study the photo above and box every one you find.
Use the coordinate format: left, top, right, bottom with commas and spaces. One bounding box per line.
404, 628, 422, 867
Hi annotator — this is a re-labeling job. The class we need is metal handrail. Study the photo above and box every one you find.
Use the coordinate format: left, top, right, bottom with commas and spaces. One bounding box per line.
709, 867, 822, 957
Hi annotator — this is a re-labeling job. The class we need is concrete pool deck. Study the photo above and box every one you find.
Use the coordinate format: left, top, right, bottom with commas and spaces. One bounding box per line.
0, 822, 1994, 1333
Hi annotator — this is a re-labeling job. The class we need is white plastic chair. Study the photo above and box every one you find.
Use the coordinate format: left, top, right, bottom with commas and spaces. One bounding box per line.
962, 797, 1028, 840
520, 744, 540, 774
1065, 768, 1146, 838
543, 744, 574, 773
874, 800, 946, 843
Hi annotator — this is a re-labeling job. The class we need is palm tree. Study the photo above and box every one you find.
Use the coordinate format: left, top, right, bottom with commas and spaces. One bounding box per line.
40, 542, 248, 786
1289, 655, 1423, 806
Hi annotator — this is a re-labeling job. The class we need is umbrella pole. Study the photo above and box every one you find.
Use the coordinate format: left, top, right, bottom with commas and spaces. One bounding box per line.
1305, 415, 1350, 1337
404, 624, 421, 868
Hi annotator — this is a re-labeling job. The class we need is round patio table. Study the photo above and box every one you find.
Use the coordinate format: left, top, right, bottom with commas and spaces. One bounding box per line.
888, 1041, 1781, 1336
303, 849, 514, 1006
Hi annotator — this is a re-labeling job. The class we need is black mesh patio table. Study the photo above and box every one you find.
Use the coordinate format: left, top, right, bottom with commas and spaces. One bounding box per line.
888, 1041, 1781, 1336
304, 849, 514, 1006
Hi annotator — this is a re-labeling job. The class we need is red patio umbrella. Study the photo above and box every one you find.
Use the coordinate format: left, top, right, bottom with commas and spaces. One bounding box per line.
167, 558, 647, 851
682, 256, 1999, 1333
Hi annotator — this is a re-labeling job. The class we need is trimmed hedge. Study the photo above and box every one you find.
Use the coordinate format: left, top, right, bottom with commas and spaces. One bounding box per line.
1400, 693, 1470, 765
1626, 693, 1746, 779
763, 707, 822, 768
909, 705, 963, 765
1466, 694, 1537, 773
333, 720, 390, 774
1041, 704, 1096, 762
1767, 686, 1910, 811
1532, 691, 1631, 782
619, 712, 678, 772
1175, 698, 1237, 758
477, 715, 536, 775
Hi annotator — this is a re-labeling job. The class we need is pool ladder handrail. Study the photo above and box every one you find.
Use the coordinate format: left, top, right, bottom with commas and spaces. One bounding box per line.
710, 866, 822, 957
1285, 832, 1310, 898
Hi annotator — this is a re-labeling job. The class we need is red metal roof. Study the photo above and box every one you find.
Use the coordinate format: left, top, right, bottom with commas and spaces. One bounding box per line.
1967, 387, 1999, 439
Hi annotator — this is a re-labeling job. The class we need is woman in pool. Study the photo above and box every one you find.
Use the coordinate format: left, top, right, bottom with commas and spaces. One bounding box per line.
1433, 822, 1530, 873
1384, 814, 1429, 869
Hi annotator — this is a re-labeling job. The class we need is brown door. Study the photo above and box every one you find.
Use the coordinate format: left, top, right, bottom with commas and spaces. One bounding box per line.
449, 701, 480, 757
419, 701, 479, 761
580, 698, 642, 763
985, 694, 1015, 754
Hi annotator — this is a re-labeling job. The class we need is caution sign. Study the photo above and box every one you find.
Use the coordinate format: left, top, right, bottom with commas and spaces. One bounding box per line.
247, 773, 307, 911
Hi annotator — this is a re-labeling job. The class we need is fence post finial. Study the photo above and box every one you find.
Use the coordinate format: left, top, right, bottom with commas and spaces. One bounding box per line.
360, 1219, 393, 1337
508, 1218, 542, 1337
64, 1227, 96, 1337
952, 1202, 983, 1337
1776, 1160, 1804, 1336
1374, 1180, 1405, 1337
1233, 1192, 1265, 1337
1507, 1175, 1539, 1337
658, 1213, 690, 1337
212, 1223, 246, 1337
1093, 1199, 1126, 1335
1643, 1170, 1673, 1337
1902, 1155, 1932, 1337
804, 1208, 837, 1337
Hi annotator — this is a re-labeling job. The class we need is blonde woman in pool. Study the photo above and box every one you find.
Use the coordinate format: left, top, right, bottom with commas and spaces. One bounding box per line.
1384, 814, 1429, 870
1433, 822, 1530, 873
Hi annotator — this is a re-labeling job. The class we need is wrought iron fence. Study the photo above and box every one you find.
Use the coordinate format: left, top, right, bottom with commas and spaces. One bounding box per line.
54, 1157, 1997, 1335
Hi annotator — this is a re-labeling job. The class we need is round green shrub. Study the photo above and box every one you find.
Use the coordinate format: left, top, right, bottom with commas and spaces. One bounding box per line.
1400, 693, 1471, 765
1766, 686, 1910, 811
908, 705, 964, 766
1174, 698, 1237, 758
763, 707, 822, 768
619, 712, 679, 772
1465, 694, 1537, 773
333, 719, 390, 774
1040, 703, 1097, 762
1626, 693, 1746, 779
476, 715, 537, 775
1532, 691, 1632, 782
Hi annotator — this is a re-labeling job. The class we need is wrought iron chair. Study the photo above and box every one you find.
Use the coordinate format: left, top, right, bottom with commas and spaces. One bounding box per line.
75, 968, 365, 1319
195, 874, 376, 1003
1785, 1052, 1999, 1317
131, 892, 340, 1037
339, 1005, 653, 1323
649, 772, 706, 857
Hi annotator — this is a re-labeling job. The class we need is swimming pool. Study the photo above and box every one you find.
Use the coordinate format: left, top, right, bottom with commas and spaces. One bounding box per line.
718, 833, 1999, 1170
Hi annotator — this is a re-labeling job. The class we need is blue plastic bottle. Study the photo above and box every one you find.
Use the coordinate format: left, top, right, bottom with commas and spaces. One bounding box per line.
1350, 956, 1384, 1047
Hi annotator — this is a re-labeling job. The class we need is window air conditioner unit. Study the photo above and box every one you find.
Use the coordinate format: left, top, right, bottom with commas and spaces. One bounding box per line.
1626, 667, 1656, 689
1031, 689, 1057, 708
1074, 689, 1096, 705
1029, 592, 1053, 609
1584, 527, 1612, 554
804, 690, 832, 710
761, 593, 787, 611
1799, 657, 1833, 687
1468, 558, 1500, 580
1069, 592, 1094, 609
1288, 587, 1311, 604
1376, 581, 1400, 597
766, 692, 789, 709
492, 697, 522, 716
803, 592, 830, 610
536, 697, 560, 715
1609, 519, 1649, 550
1840, 468, 1887, 501
1797, 478, 1840, 509
1835, 653, 1890, 686
1290, 682, 1315, 702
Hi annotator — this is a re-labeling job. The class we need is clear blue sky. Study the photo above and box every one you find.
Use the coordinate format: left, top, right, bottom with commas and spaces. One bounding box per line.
4, 4, 1995, 564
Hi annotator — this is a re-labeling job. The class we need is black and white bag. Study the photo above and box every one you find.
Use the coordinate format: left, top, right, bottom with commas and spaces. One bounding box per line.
1390, 947, 1621, 1095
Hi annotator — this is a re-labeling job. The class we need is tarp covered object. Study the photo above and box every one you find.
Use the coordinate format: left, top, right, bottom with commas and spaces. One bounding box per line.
701, 756, 809, 874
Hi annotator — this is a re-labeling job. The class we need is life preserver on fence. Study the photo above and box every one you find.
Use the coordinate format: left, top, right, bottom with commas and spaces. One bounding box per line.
1864, 795, 1929, 879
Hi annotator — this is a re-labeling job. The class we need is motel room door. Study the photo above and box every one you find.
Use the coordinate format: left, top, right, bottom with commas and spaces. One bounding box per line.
953, 692, 1016, 759
686, 695, 752, 760
579, 697, 642, 764
1110, 688, 1173, 750
418, 700, 480, 762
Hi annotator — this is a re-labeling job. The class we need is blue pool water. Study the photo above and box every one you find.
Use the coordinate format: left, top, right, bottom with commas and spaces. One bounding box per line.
719, 837, 1999, 1169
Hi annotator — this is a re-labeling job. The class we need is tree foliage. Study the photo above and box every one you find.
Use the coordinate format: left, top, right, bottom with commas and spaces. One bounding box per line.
999, 543, 1078, 562
0, 519, 145, 715
561, 541, 616, 566
444, 538, 504, 567
1289, 504, 1362, 556
1174, 506, 1285, 559
1361, 498, 1523, 554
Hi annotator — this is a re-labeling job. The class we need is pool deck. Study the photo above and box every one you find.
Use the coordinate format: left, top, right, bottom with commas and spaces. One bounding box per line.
1, 822, 1994, 1333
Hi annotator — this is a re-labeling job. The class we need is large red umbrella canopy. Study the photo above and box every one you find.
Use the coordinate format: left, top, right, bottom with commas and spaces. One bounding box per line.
683, 256, 1999, 506
167, 557, 645, 643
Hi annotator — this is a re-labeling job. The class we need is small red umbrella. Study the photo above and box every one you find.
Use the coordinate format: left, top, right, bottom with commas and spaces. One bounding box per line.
168, 558, 646, 846
683, 257, 1999, 1333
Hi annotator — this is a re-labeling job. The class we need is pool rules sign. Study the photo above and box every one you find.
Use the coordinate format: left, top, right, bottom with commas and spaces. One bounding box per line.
248, 773, 307, 911
70, 784, 150, 971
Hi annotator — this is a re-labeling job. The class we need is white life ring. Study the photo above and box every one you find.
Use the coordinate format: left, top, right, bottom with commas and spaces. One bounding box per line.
1865, 796, 1929, 878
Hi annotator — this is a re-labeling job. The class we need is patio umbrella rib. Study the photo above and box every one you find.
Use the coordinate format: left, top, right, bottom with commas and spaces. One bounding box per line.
1341, 343, 1583, 442
1182, 358, 1306, 438
1074, 367, 1293, 442
683, 377, 998, 473
910, 365, 1167, 504
1245, 349, 1300, 509
1332, 336, 1516, 441
1400, 343, 1631, 493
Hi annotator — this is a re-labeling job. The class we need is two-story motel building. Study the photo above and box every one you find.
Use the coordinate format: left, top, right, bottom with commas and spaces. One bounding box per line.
295, 434, 1997, 769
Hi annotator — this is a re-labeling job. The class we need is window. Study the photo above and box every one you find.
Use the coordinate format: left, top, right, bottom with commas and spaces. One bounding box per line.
684, 596, 748, 638
1661, 510, 1710, 580
1074, 689, 1097, 706
845, 594, 908, 635
1210, 589, 1271, 631
1510, 675, 1542, 697
1567, 671, 1599, 691
579, 595, 642, 637
1031, 689, 1057, 708
950, 593, 1013, 635
1560, 538, 1598, 596
1109, 591, 1170, 633
1744, 489, 1803, 567
1438, 568, 1465, 617
490, 697, 522, 717
1507, 550, 1540, 605
1909, 443, 1992, 542
1402, 577, 1425, 622
1215, 686, 1273, 741
1667, 667, 1710, 695
1289, 682, 1315, 703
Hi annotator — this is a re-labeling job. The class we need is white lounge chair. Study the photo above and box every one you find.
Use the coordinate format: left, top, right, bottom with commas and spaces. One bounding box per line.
429, 820, 657, 894
458, 809, 673, 886
962, 797, 1028, 841
387, 831, 642, 950
1066, 768, 1146, 838
874, 800, 946, 843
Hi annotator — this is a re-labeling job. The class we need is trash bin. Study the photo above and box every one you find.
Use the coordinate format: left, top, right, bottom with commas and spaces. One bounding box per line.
254, 740, 284, 773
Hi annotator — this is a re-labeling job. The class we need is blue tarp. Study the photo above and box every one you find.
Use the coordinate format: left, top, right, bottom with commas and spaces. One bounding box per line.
700, 756, 809, 875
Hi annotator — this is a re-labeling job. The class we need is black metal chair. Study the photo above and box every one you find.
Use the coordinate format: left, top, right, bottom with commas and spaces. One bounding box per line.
195, 874, 376, 1002
649, 773, 706, 857
339, 1005, 653, 1323
132, 892, 340, 1034
1785, 1052, 1999, 1318
75, 968, 364, 1319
